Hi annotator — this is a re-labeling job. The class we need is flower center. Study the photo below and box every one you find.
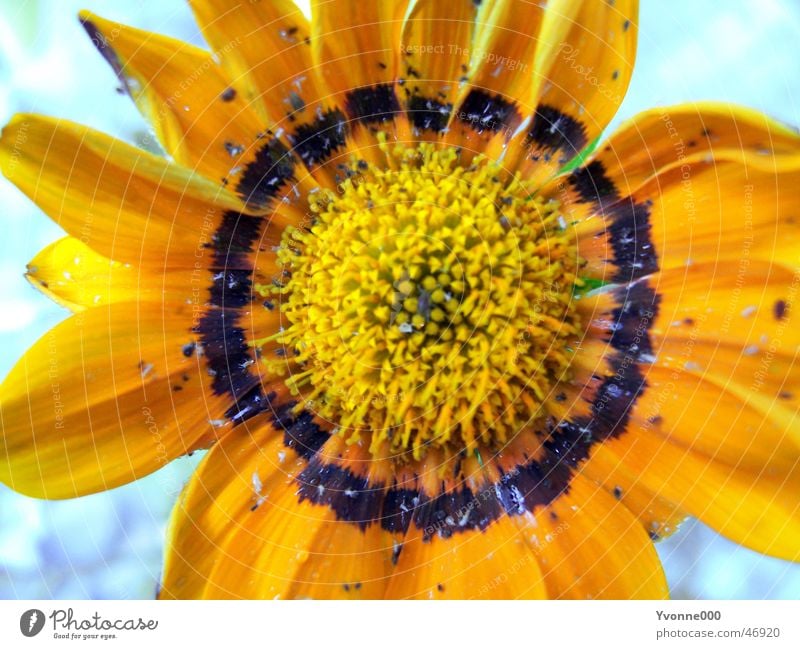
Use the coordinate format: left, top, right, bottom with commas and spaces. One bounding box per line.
264, 143, 583, 463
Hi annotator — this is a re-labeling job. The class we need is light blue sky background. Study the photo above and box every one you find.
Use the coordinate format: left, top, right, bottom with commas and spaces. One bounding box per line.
1, 0, 799, 598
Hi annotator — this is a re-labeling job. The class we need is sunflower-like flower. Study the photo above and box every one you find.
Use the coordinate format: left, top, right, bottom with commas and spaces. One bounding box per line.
1, 0, 799, 599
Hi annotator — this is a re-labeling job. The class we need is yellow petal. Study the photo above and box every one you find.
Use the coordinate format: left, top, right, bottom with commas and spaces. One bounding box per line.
0, 114, 274, 267
0, 302, 264, 498
26, 237, 134, 311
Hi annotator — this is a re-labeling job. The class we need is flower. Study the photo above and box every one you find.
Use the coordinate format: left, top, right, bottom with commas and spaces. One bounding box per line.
1, 0, 799, 600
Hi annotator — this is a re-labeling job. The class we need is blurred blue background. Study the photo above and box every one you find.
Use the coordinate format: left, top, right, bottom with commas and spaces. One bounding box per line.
1, 0, 799, 598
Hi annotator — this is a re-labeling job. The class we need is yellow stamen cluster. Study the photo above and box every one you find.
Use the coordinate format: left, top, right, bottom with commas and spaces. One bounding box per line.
265, 143, 583, 462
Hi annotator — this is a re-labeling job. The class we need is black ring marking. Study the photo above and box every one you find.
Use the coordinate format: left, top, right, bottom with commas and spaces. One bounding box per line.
196, 212, 268, 423
569, 160, 659, 282
406, 96, 451, 133
297, 456, 384, 530
606, 280, 660, 360
568, 160, 620, 206
236, 138, 296, 208
605, 197, 659, 283
456, 89, 521, 135
345, 84, 401, 124
208, 211, 264, 257
273, 400, 331, 460
208, 269, 254, 309
287, 108, 348, 167
525, 104, 588, 165
196, 308, 264, 422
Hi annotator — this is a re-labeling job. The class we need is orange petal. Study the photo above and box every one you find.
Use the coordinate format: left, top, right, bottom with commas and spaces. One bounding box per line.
399, 0, 475, 138
580, 102, 800, 198
309, 0, 412, 157
161, 419, 300, 599
549, 104, 800, 250
573, 155, 800, 283
444, 0, 544, 155
385, 517, 547, 599
161, 418, 397, 599
310, 0, 408, 95
507, 0, 638, 184
585, 426, 800, 562
187, 0, 355, 190
285, 519, 396, 599
80, 11, 263, 184
80, 11, 321, 209
523, 472, 668, 599
578, 264, 800, 473
188, 0, 322, 124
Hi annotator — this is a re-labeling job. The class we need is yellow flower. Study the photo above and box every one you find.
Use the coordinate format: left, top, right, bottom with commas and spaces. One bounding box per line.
1, 0, 799, 599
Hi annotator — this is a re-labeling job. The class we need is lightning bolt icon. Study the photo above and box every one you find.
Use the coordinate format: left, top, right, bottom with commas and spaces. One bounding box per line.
28, 611, 38, 632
